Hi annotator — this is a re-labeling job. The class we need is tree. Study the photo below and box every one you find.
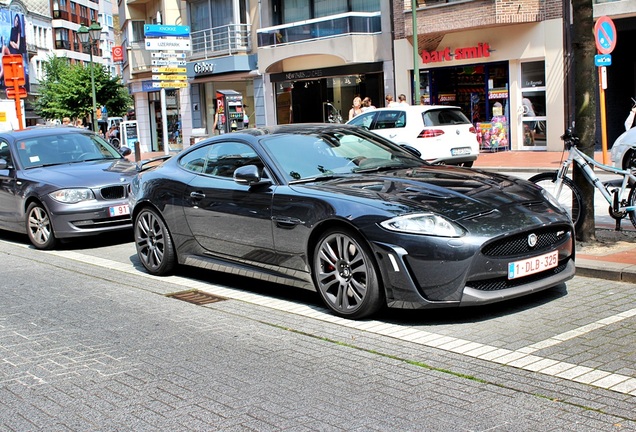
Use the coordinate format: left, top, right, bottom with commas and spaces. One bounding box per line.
571, 0, 597, 242
34, 54, 132, 123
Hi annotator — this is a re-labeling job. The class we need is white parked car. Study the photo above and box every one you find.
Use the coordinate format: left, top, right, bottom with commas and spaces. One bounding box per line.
610, 127, 636, 170
347, 105, 479, 166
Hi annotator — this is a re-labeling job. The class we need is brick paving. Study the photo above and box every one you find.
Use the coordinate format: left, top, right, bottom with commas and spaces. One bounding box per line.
1, 237, 635, 430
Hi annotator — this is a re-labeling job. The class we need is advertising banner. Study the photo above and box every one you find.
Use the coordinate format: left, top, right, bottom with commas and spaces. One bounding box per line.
0, 9, 28, 91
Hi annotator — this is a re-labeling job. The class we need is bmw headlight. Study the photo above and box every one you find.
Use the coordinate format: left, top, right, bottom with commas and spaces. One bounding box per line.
49, 188, 95, 204
380, 213, 465, 237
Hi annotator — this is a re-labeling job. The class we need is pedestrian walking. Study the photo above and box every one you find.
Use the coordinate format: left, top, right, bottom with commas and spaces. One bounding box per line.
348, 96, 363, 120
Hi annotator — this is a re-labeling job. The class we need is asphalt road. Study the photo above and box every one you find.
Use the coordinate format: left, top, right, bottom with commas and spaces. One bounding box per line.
1, 229, 636, 430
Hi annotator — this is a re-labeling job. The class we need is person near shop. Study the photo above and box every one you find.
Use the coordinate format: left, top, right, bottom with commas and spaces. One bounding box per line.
348, 97, 363, 120
242, 104, 249, 128
624, 105, 636, 131
361, 97, 376, 112
398, 94, 409, 105
419, 95, 428, 105
522, 97, 536, 145
385, 95, 397, 107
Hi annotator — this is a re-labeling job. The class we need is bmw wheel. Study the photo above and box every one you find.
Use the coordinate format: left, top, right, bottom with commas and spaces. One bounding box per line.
134, 207, 176, 275
26, 202, 57, 250
313, 229, 384, 319
623, 149, 636, 171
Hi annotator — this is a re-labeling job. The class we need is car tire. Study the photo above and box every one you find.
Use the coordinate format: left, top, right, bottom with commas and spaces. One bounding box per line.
312, 228, 384, 319
623, 149, 636, 171
134, 207, 176, 276
26, 202, 57, 250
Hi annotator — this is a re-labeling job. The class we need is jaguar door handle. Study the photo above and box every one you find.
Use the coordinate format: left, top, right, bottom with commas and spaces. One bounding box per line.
190, 191, 206, 199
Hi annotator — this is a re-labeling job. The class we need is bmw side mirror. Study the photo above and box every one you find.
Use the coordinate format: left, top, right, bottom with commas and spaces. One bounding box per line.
0, 159, 7, 170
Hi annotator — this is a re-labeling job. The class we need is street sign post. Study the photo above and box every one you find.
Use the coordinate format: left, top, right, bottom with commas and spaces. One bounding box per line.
144, 21, 191, 155
2, 54, 26, 130
595, 16, 617, 163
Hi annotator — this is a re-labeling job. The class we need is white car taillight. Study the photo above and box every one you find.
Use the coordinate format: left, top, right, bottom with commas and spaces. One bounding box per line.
418, 129, 444, 138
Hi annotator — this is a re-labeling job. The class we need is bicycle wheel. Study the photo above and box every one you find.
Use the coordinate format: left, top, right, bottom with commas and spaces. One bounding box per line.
628, 185, 636, 230
529, 171, 584, 231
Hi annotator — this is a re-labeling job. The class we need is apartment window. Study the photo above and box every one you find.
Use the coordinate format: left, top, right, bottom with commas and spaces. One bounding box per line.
277, 0, 380, 24
351, 0, 380, 11
131, 20, 145, 42
190, 0, 236, 32
55, 28, 70, 50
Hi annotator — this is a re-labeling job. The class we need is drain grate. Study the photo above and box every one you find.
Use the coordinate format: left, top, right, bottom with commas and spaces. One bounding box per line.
167, 290, 226, 305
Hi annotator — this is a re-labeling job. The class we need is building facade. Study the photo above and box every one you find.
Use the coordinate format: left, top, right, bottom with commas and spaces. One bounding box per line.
393, 0, 566, 152
117, 0, 636, 154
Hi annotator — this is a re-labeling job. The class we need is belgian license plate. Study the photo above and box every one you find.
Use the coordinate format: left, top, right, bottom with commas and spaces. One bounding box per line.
451, 147, 471, 155
508, 251, 558, 280
109, 204, 130, 217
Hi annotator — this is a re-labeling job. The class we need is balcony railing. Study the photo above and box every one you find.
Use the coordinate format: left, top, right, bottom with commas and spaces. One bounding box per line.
190, 24, 251, 58
257, 12, 381, 48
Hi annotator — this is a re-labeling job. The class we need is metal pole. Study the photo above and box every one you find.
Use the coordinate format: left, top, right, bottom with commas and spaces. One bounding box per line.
89, 46, 97, 132
161, 88, 169, 155
412, 0, 420, 104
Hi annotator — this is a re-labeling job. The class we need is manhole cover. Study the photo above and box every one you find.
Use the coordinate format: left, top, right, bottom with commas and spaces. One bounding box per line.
167, 290, 226, 305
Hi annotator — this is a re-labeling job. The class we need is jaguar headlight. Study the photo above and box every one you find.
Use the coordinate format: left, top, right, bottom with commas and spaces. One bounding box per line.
49, 188, 95, 204
380, 213, 465, 237
540, 188, 566, 213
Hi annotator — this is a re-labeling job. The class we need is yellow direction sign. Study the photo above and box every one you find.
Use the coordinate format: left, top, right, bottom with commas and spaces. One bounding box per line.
152, 67, 187, 73
152, 81, 188, 88
152, 74, 188, 81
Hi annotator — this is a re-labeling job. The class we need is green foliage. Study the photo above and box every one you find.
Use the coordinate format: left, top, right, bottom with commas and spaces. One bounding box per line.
34, 54, 133, 122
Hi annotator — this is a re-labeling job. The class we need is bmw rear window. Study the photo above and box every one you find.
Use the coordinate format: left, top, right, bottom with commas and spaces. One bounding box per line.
422, 109, 470, 127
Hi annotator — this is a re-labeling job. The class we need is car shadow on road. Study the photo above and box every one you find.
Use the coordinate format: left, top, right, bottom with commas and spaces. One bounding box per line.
0, 229, 133, 250
125, 248, 569, 324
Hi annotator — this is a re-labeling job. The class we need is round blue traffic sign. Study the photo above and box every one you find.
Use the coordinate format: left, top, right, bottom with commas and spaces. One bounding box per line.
594, 16, 617, 55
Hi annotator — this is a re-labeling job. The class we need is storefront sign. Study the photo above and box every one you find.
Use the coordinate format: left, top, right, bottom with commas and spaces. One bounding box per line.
193, 62, 215, 74
284, 70, 324, 80
421, 43, 491, 64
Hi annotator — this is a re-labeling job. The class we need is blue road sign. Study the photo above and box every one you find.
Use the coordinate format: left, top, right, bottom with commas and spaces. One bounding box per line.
594, 16, 617, 55
144, 25, 190, 38
595, 54, 612, 67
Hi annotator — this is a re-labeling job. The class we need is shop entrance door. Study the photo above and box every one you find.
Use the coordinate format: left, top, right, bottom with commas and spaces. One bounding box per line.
519, 61, 547, 150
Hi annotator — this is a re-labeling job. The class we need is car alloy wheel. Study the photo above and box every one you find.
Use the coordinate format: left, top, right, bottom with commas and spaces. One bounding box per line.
313, 229, 384, 319
134, 207, 176, 275
26, 202, 57, 250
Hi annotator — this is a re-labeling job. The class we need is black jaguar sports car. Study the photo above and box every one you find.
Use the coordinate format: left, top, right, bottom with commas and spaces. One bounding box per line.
131, 124, 575, 319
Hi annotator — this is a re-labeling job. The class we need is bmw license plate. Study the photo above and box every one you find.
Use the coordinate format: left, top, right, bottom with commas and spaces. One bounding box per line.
109, 204, 130, 217
508, 251, 558, 280
451, 147, 471, 156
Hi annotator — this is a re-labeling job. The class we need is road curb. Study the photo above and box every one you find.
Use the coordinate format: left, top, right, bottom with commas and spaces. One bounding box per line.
576, 258, 636, 283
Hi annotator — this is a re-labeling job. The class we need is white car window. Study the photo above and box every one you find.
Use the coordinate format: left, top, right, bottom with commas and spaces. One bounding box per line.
422, 109, 470, 127
349, 111, 375, 129
375, 111, 406, 129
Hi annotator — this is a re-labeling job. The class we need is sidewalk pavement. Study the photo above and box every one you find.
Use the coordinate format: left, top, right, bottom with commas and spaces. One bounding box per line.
132, 149, 636, 283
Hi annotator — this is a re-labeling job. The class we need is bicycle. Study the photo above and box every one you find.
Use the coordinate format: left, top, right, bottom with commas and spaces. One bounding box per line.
528, 128, 636, 232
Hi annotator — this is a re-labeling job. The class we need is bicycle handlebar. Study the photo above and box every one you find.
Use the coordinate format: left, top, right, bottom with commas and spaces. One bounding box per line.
560, 128, 579, 150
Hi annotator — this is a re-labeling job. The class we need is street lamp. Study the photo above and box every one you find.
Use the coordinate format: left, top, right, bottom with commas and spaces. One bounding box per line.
77, 21, 102, 132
